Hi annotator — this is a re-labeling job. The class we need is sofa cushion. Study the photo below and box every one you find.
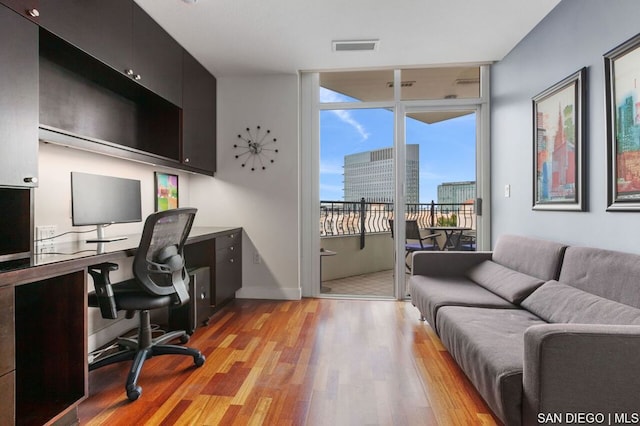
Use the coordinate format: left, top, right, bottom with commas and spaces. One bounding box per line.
492, 234, 567, 281
410, 275, 516, 332
559, 246, 640, 309
466, 260, 545, 304
436, 306, 547, 426
521, 280, 640, 325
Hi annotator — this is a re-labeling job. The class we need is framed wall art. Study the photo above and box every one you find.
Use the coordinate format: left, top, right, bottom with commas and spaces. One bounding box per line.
532, 67, 586, 211
154, 172, 179, 211
605, 33, 640, 211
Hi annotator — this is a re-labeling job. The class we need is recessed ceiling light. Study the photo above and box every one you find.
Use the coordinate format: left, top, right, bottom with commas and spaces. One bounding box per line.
387, 81, 416, 88
181, 0, 198, 4
332, 40, 379, 52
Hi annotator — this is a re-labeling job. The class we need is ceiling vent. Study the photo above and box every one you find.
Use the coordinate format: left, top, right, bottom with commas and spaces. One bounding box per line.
332, 40, 379, 52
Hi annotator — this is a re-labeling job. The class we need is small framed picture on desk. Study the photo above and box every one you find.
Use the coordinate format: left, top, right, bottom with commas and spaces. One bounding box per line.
155, 172, 179, 211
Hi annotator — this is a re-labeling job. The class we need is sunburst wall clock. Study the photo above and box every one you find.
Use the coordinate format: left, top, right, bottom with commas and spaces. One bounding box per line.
234, 126, 279, 171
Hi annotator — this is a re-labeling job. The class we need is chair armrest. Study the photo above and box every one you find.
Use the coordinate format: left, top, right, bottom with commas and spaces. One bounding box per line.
420, 232, 441, 241
88, 262, 119, 319
410, 251, 493, 276
523, 323, 640, 426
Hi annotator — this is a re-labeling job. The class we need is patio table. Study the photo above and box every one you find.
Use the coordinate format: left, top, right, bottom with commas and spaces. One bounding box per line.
428, 226, 471, 251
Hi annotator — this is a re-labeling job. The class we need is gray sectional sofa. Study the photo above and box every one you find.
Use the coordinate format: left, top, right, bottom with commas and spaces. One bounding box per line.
409, 234, 640, 426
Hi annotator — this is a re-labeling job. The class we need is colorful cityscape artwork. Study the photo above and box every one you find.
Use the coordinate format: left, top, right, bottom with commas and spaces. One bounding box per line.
155, 172, 179, 211
533, 69, 583, 210
612, 41, 640, 201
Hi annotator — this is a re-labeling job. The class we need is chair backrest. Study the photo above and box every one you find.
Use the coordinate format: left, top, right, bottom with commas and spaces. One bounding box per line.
133, 207, 197, 306
405, 220, 422, 242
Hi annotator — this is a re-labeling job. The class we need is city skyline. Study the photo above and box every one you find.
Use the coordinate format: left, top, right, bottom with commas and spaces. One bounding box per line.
320, 88, 476, 203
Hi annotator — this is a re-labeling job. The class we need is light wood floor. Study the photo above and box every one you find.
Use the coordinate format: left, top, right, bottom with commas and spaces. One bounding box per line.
79, 298, 500, 425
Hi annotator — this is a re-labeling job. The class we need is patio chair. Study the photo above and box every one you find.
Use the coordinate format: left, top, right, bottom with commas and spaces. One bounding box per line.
460, 230, 477, 251
389, 219, 440, 271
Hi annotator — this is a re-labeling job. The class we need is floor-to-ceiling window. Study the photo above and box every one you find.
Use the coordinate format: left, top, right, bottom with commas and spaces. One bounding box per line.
301, 66, 490, 299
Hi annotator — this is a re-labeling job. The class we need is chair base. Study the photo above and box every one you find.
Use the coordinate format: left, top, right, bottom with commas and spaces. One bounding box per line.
89, 310, 205, 401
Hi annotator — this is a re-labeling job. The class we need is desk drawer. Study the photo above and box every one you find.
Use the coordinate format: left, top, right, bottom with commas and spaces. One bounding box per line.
216, 246, 240, 266
0, 370, 15, 424
216, 231, 240, 250
0, 286, 14, 376
214, 259, 241, 305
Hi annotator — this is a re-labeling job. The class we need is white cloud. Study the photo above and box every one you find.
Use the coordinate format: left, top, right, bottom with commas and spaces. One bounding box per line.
332, 110, 370, 141
320, 88, 370, 141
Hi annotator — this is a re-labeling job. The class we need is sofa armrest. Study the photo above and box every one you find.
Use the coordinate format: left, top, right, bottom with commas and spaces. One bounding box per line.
410, 251, 493, 276
523, 323, 640, 426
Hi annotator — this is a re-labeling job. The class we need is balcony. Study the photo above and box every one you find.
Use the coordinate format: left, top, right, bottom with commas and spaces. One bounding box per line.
320, 199, 476, 296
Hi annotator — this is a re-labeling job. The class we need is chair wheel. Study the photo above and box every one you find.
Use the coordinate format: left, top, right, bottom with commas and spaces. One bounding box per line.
180, 334, 190, 344
126, 385, 142, 401
194, 353, 205, 367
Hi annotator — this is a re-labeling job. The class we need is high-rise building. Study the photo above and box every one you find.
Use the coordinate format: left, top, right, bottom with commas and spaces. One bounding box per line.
343, 145, 419, 202
437, 181, 476, 204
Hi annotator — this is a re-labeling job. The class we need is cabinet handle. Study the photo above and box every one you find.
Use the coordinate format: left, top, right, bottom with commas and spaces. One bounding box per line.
27, 8, 39, 17
125, 69, 134, 76
229, 258, 234, 263
229, 246, 234, 251
184, 158, 190, 163
133, 74, 141, 81
23, 176, 38, 184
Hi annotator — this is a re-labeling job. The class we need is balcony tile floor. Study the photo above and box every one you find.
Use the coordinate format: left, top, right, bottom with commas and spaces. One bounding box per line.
321, 269, 407, 298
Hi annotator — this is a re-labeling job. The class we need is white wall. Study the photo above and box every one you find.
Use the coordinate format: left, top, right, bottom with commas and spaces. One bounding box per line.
36, 142, 192, 241
491, 0, 640, 252
189, 74, 300, 300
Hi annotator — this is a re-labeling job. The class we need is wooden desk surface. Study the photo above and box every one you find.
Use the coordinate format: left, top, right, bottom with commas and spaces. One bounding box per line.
0, 226, 240, 288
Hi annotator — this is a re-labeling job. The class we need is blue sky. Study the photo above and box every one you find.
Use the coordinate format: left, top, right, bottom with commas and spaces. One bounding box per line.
320, 88, 476, 202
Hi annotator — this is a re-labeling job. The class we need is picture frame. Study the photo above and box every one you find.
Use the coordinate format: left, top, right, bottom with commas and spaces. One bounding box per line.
154, 172, 179, 211
605, 33, 640, 211
532, 68, 586, 211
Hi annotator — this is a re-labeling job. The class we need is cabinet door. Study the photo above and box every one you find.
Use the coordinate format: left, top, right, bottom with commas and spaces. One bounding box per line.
0, 286, 15, 423
132, 3, 183, 106
0, 372, 15, 426
0, 0, 39, 22
215, 232, 242, 305
0, 286, 15, 377
38, 0, 132, 75
182, 52, 217, 174
0, 4, 38, 187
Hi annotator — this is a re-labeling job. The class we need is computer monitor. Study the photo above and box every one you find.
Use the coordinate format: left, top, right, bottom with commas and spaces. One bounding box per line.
71, 172, 142, 242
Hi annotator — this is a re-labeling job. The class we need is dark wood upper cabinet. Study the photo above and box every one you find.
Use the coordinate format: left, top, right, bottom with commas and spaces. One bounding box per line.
132, 3, 183, 107
0, 4, 39, 188
38, 0, 182, 106
0, 0, 39, 22
182, 52, 217, 174
38, 0, 132, 77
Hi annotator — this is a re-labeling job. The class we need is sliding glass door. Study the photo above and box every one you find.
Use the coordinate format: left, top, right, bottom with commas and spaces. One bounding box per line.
301, 66, 490, 299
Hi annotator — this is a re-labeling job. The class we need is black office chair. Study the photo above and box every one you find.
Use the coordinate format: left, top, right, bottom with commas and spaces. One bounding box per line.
389, 219, 440, 270
87, 207, 205, 401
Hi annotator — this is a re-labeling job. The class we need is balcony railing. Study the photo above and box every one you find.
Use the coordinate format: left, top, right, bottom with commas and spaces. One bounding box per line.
320, 198, 476, 247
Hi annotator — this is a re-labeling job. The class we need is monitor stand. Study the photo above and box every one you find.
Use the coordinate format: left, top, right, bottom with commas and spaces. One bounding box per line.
86, 224, 127, 243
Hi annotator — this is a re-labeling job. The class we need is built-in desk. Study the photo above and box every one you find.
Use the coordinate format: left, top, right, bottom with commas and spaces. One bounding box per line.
0, 226, 241, 426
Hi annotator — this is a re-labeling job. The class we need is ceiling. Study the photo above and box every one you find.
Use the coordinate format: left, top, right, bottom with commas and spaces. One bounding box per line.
134, 0, 561, 78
